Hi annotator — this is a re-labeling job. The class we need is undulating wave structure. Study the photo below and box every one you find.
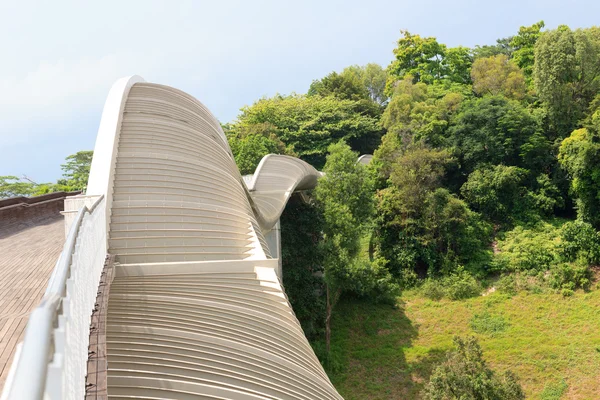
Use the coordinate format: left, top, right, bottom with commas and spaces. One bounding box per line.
1, 76, 344, 399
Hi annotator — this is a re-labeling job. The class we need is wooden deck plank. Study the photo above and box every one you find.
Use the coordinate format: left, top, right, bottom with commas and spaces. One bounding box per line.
0, 216, 65, 391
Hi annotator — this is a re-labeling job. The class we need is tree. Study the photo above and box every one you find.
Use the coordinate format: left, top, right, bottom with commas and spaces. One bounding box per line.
381, 77, 465, 149
473, 37, 514, 59
423, 336, 525, 400
342, 63, 389, 105
58, 150, 93, 191
448, 96, 539, 175
510, 20, 545, 85
311, 64, 389, 106
1, 151, 93, 198
234, 94, 384, 168
359, 63, 389, 105
315, 141, 377, 352
471, 55, 527, 100
308, 71, 370, 102
461, 165, 531, 223
0, 176, 42, 198
388, 31, 473, 87
558, 127, 600, 228
444, 46, 473, 85
226, 123, 290, 175
534, 25, 600, 137
389, 30, 446, 85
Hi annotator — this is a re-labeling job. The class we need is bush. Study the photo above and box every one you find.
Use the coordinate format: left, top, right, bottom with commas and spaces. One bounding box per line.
421, 279, 446, 301
423, 336, 525, 400
549, 262, 591, 295
444, 267, 482, 300
470, 312, 509, 335
496, 274, 518, 295
421, 267, 481, 300
558, 220, 600, 265
495, 222, 560, 272
344, 257, 401, 305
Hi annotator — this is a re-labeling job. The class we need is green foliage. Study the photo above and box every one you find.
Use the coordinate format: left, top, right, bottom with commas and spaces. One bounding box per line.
473, 37, 514, 59
449, 95, 540, 174
375, 145, 492, 277
280, 199, 326, 339
558, 220, 600, 264
495, 221, 561, 272
316, 142, 375, 287
354, 63, 389, 105
381, 77, 465, 148
470, 312, 509, 335
549, 262, 591, 295
388, 31, 473, 87
558, 128, 600, 227
0, 176, 44, 198
234, 94, 383, 168
540, 379, 568, 400
510, 20, 545, 85
496, 274, 518, 295
311, 64, 389, 106
342, 257, 400, 304
226, 122, 290, 175
531, 173, 565, 216
1, 150, 93, 198
461, 165, 531, 222
308, 71, 371, 102
423, 335, 525, 400
471, 54, 527, 100
388, 30, 448, 85
58, 150, 93, 191
534, 25, 600, 136
421, 267, 482, 301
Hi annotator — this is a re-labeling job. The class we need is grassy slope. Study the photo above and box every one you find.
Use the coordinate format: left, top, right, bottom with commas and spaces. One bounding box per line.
328, 290, 600, 399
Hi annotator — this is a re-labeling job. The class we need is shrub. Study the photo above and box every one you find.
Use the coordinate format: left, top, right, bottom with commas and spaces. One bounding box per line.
421, 267, 481, 300
549, 262, 591, 295
421, 279, 446, 301
423, 336, 525, 400
344, 257, 401, 305
495, 222, 560, 271
470, 312, 509, 335
558, 220, 600, 265
496, 274, 517, 295
444, 267, 482, 300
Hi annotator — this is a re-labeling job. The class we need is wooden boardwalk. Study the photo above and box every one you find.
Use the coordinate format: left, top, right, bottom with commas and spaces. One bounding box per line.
0, 216, 65, 391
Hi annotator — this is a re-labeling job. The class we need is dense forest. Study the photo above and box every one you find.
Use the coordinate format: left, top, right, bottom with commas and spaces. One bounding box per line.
226, 21, 600, 399
3, 21, 600, 399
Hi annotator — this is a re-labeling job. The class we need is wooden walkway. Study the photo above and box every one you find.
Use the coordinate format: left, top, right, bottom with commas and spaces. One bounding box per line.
0, 216, 65, 391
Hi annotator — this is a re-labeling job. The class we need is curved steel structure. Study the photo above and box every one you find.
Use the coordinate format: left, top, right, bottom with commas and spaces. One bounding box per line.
2, 77, 344, 399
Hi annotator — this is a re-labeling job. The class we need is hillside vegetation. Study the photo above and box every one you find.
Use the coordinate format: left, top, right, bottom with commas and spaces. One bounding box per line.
5, 19, 600, 400
328, 289, 600, 399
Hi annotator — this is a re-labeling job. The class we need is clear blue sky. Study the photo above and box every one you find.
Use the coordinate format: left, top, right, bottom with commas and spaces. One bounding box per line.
1, 0, 599, 182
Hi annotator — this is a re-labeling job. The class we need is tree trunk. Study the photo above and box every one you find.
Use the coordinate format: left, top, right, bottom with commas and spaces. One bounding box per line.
326, 283, 332, 354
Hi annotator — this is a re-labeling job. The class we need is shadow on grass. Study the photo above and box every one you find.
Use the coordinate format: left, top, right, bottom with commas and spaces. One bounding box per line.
317, 296, 447, 400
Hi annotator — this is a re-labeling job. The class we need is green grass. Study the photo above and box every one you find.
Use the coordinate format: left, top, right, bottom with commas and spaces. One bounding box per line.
326, 289, 600, 399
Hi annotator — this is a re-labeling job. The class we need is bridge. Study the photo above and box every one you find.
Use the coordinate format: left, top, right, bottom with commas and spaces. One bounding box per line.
1, 76, 345, 399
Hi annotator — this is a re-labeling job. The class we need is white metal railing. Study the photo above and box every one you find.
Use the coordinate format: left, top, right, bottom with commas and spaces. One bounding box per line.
2, 195, 107, 400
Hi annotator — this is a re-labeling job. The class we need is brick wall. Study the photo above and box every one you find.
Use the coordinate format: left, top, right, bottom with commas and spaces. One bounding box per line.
0, 191, 81, 226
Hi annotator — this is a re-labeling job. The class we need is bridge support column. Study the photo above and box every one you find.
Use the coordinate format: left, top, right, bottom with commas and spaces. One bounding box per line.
264, 220, 282, 280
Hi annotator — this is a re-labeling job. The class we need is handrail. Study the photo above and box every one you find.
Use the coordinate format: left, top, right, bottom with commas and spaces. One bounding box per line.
5, 195, 104, 400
